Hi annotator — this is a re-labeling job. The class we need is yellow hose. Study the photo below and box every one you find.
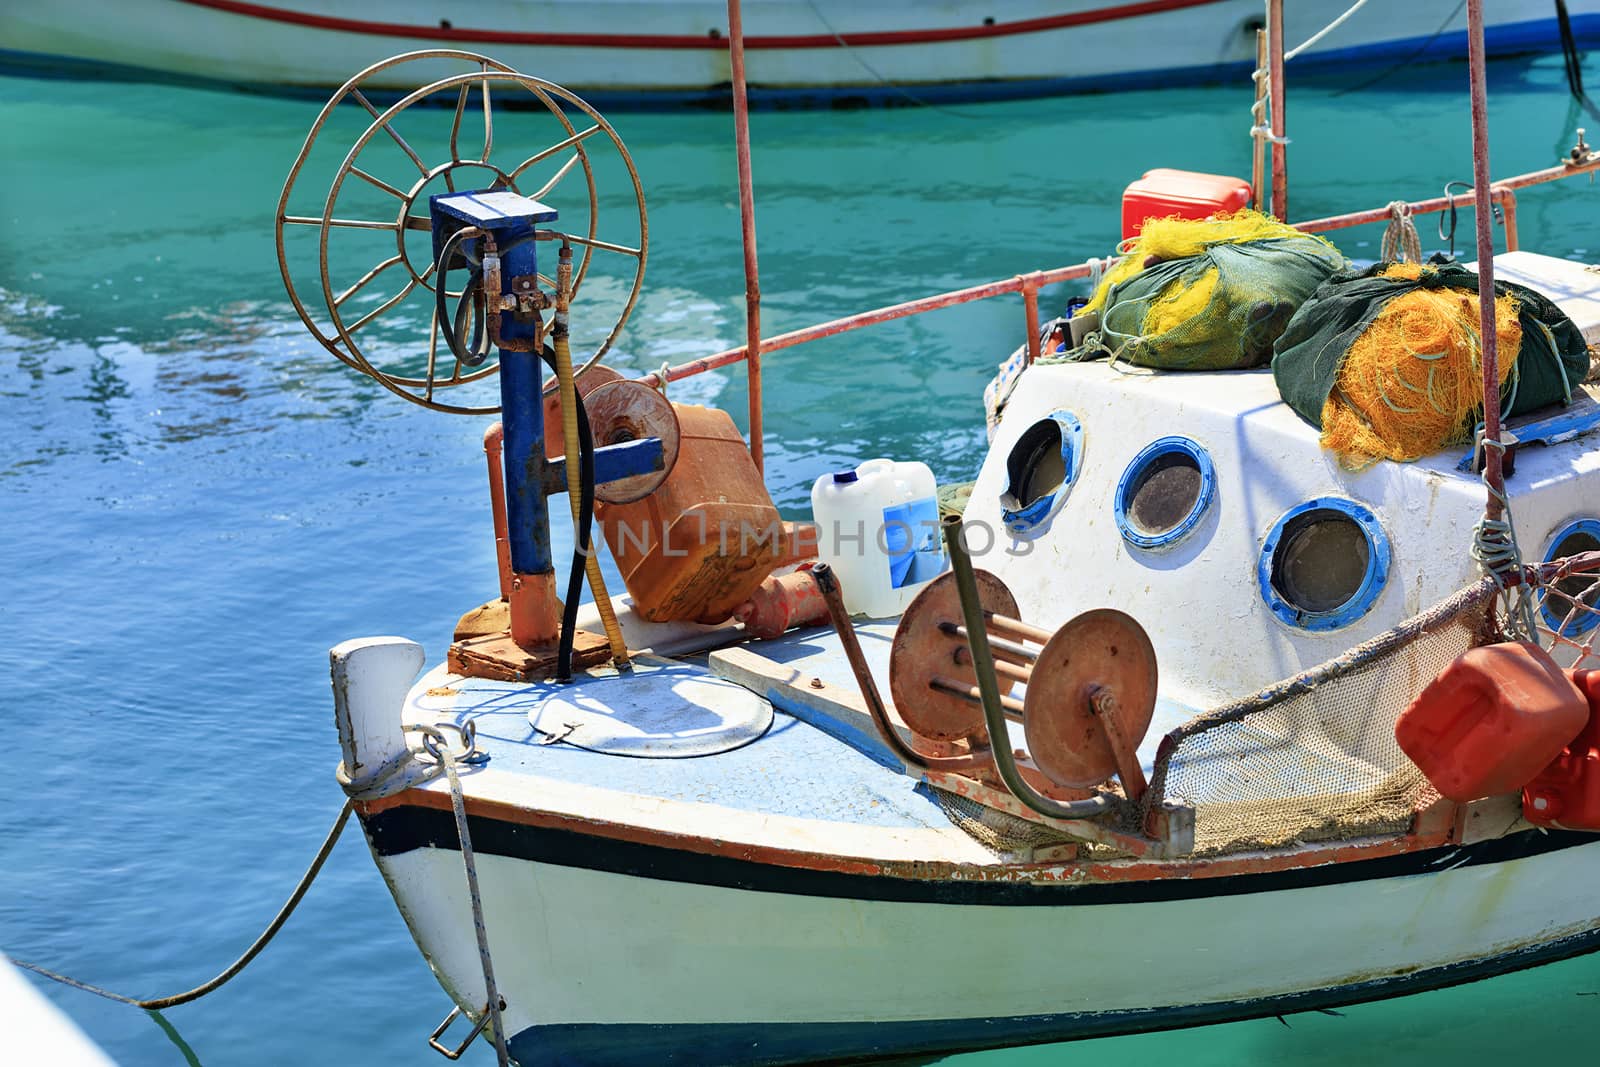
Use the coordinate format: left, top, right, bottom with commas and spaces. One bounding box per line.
554, 248, 629, 665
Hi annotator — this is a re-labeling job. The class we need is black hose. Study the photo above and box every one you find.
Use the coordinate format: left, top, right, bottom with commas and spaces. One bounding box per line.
435, 229, 491, 368
1557, 0, 1600, 125
539, 343, 596, 682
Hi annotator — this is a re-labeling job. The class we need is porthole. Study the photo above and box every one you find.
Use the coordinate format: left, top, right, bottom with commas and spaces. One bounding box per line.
1540, 519, 1600, 636
1259, 498, 1391, 631
1114, 436, 1216, 549
1001, 411, 1083, 535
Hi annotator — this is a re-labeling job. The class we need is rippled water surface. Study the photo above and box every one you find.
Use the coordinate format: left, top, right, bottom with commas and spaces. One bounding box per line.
3, 54, 1599, 1066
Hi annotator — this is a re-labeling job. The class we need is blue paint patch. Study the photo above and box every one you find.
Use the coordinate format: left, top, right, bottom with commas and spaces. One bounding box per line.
1114, 436, 1216, 550
1539, 518, 1600, 637
505, 923, 1600, 1067
415, 662, 948, 830
1456, 406, 1600, 471
1001, 410, 1084, 537
1258, 498, 1391, 632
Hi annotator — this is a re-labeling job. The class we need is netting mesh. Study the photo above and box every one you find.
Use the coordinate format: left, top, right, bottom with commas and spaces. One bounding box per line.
1321, 264, 1524, 470
1145, 556, 1600, 857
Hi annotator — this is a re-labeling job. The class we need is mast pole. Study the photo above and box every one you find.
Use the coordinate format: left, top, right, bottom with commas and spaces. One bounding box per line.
1267, 0, 1288, 219
727, 0, 765, 474
1466, 0, 1507, 525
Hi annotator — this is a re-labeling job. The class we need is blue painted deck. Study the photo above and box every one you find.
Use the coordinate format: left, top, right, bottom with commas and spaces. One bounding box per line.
413, 660, 954, 831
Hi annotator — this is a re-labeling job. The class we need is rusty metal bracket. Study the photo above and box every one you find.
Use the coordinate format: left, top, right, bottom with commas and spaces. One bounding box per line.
427, 999, 503, 1060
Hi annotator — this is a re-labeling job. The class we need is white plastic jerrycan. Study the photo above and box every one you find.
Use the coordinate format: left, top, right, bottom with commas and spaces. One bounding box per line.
811, 458, 946, 618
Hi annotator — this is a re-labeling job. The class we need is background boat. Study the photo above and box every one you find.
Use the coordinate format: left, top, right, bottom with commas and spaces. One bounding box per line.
3, 0, 1600, 106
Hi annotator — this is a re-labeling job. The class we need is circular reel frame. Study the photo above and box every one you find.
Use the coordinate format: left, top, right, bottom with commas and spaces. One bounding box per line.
891, 570, 1020, 742
1023, 609, 1158, 789
276, 50, 649, 415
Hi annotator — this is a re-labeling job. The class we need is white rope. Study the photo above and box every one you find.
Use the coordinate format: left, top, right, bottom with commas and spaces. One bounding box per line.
1286, 0, 1371, 61
409, 723, 509, 1067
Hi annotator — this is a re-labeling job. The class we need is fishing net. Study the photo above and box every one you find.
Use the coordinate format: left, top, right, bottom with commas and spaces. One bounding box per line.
1275, 261, 1591, 468
1070, 210, 1346, 370
1321, 264, 1524, 468
1142, 556, 1600, 858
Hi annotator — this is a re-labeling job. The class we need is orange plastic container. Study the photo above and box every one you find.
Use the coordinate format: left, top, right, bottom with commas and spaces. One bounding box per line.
1394, 641, 1589, 803
1523, 669, 1600, 830
598, 403, 785, 624
1120, 169, 1253, 240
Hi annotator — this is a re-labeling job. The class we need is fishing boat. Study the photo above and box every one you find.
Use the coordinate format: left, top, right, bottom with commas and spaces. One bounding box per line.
5, 0, 1600, 106
268, 2, 1600, 1064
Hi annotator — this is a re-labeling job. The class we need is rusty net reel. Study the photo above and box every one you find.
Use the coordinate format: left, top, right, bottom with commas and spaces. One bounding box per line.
276, 50, 648, 415
889, 571, 1158, 803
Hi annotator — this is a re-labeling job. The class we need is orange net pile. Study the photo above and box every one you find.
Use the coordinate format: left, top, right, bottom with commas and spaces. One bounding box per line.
1320, 263, 1523, 469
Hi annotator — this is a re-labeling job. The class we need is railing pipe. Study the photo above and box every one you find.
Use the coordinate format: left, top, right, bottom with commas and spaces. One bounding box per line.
1268, 0, 1288, 220
726, 0, 765, 474
1467, 0, 1506, 526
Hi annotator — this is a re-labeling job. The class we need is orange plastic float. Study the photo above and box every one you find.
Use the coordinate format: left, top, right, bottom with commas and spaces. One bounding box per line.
1396, 641, 1589, 802
1523, 669, 1600, 830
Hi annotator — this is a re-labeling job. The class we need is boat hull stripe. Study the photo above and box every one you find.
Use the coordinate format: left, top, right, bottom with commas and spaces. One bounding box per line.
171, 0, 1229, 51
500, 925, 1600, 1066
361, 804, 1598, 906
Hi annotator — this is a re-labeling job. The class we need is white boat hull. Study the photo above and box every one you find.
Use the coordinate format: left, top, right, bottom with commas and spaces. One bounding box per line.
5, 0, 1600, 105
362, 803, 1600, 1065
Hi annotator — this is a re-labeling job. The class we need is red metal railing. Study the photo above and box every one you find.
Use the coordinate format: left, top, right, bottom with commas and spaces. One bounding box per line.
640, 149, 1596, 399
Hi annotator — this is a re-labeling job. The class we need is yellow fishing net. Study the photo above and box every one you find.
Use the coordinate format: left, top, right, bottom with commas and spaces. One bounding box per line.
1320, 263, 1523, 470
1075, 209, 1347, 370
1084, 209, 1334, 316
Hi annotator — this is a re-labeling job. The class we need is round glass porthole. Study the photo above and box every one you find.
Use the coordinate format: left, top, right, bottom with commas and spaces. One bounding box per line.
1001, 411, 1084, 535
1259, 498, 1391, 631
1540, 519, 1600, 636
1114, 436, 1216, 549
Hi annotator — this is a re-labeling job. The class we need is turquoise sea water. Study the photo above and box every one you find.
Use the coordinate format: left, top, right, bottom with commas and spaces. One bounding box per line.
4, 53, 1600, 1066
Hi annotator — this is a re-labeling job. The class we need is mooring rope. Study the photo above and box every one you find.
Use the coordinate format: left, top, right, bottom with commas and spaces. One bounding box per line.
1381, 201, 1423, 264
414, 723, 511, 1067
1470, 435, 1540, 641
14, 800, 353, 1010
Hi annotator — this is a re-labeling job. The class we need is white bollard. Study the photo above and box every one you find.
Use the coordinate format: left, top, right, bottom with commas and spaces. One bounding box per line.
330, 637, 425, 789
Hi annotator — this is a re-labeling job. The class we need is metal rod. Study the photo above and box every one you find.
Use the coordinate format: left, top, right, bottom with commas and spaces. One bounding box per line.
726, 0, 765, 475
950, 648, 1032, 684
984, 611, 1055, 646
1498, 186, 1520, 251
813, 564, 929, 772
943, 514, 1114, 822
1295, 184, 1523, 235
483, 423, 513, 601
1023, 278, 1042, 365
939, 621, 1037, 665
1467, 0, 1506, 527
630, 151, 1595, 395
929, 675, 1027, 718
1252, 28, 1268, 211
638, 264, 1093, 388
1268, 0, 1288, 219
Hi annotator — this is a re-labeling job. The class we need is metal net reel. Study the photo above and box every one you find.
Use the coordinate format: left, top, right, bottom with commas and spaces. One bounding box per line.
888, 569, 1158, 808
275, 50, 648, 415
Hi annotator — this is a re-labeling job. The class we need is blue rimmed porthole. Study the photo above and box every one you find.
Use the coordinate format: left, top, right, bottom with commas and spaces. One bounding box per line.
1540, 519, 1600, 636
1259, 498, 1391, 631
1114, 436, 1216, 549
1001, 411, 1084, 536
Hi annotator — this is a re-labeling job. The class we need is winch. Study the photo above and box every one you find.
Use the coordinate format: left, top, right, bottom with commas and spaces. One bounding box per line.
276, 51, 673, 682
